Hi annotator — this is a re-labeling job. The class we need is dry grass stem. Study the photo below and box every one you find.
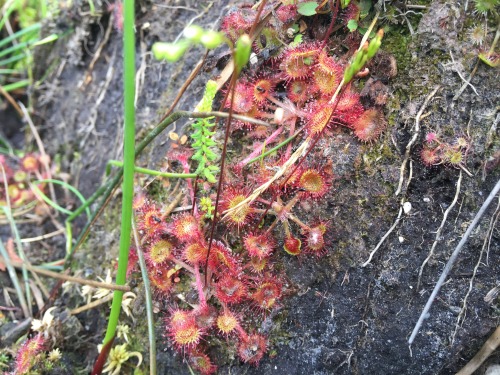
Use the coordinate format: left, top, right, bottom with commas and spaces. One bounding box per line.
456, 326, 500, 375
223, 138, 310, 218
70, 294, 114, 315
0, 257, 131, 292
20, 228, 65, 243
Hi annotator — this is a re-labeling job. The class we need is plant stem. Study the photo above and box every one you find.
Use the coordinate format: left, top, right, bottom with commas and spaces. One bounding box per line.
107, 160, 197, 179
102, 0, 136, 348
132, 219, 156, 375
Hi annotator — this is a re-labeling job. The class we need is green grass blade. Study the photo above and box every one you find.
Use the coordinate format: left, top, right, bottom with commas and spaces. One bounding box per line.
0, 23, 41, 49
0, 239, 30, 318
0, 40, 33, 59
33, 179, 91, 218
0, 53, 26, 67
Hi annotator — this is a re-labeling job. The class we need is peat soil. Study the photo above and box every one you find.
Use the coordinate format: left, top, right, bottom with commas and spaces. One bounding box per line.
1, 0, 499, 374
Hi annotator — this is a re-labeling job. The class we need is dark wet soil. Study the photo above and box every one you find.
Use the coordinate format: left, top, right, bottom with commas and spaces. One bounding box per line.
1, 0, 499, 374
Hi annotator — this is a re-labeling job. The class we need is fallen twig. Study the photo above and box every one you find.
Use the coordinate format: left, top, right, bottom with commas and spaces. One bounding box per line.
70, 294, 114, 315
456, 326, 500, 375
409, 178, 500, 345
0, 257, 130, 292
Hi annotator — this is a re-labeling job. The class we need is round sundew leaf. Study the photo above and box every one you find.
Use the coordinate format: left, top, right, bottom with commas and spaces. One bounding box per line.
297, 2, 318, 16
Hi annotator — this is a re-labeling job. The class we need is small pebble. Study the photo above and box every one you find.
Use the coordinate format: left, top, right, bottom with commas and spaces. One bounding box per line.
423, 197, 430, 202
398, 236, 404, 243
485, 365, 500, 375
403, 201, 412, 214
250, 52, 258, 65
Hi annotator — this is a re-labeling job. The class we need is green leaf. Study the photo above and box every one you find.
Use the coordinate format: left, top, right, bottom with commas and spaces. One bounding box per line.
292, 34, 303, 45
478, 52, 499, 67
340, 0, 351, 8
205, 149, 217, 161
297, 2, 318, 16
347, 19, 358, 32
192, 150, 203, 161
360, 0, 372, 18
203, 169, 217, 183
207, 165, 220, 172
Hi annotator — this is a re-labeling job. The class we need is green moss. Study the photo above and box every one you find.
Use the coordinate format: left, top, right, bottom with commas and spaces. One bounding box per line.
382, 27, 412, 72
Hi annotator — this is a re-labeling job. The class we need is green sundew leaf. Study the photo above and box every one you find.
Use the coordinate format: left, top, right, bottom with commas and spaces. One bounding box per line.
203, 169, 217, 183
347, 19, 358, 32
297, 2, 318, 16
292, 34, 303, 45
192, 141, 203, 148
478, 52, 499, 67
204, 139, 217, 147
207, 165, 220, 172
